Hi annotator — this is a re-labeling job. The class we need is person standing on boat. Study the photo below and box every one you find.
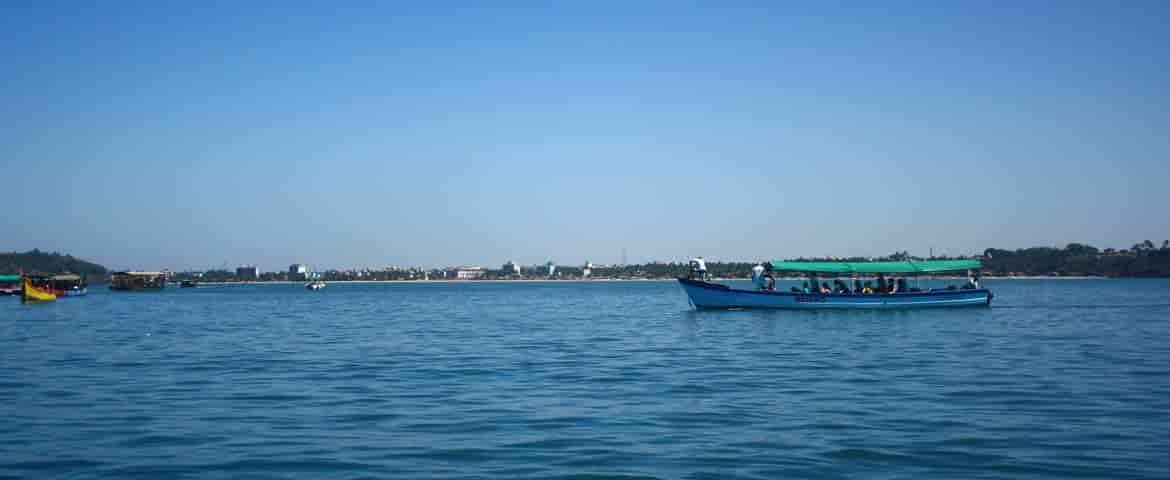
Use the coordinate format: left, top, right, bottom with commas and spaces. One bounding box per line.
751, 263, 766, 290
689, 257, 709, 281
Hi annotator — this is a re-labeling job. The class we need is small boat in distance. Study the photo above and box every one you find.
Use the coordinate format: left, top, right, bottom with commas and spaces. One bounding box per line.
305, 280, 326, 291
0, 274, 21, 296
678, 259, 991, 310
22, 278, 57, 303
14, 274, 86, 298
180, 280, 198, 288
110, 272, 167, 291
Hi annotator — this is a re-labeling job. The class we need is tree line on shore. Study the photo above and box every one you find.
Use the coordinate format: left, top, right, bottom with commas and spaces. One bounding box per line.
981, 240, 1170, 277
4, 240, 1170, 278
572, 241, 1170, 278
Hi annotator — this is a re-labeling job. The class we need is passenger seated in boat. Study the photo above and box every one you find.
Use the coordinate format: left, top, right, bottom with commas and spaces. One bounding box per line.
876, 274, 887, 293
801, 281, 810, 293
963, 271, 980, 289
862, 282, 874, 294
896, 277, 907, 293
834, 280, 849, 294
888, 278, 899, 294
820, 282, 832, 294
853, 279, 862, 293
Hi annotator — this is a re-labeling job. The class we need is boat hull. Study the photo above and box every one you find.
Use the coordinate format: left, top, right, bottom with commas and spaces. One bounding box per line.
22, 280, 57, 302
678, 278, 991, 310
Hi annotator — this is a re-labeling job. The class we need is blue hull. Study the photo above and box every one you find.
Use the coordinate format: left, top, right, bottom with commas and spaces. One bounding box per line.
678, 278, 991, 310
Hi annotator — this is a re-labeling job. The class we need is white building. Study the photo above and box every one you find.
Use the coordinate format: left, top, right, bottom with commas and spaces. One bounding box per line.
583, 261, 593, 278
501, 261, 520, 276
455, 266, 485, 280
546, 261, 556, 277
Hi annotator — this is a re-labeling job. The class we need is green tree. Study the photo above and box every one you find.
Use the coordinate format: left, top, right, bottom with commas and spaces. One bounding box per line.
1065, 243, 1099, 256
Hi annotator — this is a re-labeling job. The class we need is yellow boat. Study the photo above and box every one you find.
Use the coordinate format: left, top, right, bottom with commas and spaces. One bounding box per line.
22, 278, 57, 302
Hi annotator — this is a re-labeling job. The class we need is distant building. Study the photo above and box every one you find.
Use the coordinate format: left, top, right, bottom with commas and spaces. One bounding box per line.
501, 261, 520, 276
455, 266, 484, 280
546, 261, 556, 277
236, 265, 259, 280
289, 263, 309, 281
583, 261, 593, 278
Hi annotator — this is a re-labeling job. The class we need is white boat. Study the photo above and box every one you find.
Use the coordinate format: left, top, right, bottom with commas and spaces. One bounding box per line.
305, 281, 326, 290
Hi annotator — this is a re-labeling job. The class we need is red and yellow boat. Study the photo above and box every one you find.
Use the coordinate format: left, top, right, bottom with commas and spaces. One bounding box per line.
22, 278, 57, 302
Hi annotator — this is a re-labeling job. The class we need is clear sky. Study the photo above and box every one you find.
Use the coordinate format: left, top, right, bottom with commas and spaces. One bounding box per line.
3, 1, 1169, 271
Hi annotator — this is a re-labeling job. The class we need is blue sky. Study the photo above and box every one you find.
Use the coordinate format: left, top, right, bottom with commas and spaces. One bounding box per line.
3, 1, 1169, 271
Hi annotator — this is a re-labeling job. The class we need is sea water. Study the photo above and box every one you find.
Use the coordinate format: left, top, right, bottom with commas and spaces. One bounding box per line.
2, 279, 1169, 478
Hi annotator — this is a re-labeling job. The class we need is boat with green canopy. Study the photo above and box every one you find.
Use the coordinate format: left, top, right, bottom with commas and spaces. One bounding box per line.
0, 274, 22, 296
678, 259, 991, 310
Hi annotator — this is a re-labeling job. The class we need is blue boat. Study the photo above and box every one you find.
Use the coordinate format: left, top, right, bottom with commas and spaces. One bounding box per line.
679, 259, 992, 310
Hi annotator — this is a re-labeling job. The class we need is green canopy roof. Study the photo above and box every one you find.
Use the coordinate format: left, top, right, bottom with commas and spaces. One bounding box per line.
769, 259, 982, 274
0, 274, 21, 282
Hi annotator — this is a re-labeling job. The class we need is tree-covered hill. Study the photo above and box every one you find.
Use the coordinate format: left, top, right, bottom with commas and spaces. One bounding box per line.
982, 241, 1170, 277
0, 249, 107, 276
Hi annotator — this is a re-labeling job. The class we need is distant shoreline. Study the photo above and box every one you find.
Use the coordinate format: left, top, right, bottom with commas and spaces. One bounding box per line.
193, 278, 676, 285
184, 275, 1124, 286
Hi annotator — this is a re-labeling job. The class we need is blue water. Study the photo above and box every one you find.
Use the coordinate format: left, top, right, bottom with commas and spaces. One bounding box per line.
2, 280, 1169, 479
